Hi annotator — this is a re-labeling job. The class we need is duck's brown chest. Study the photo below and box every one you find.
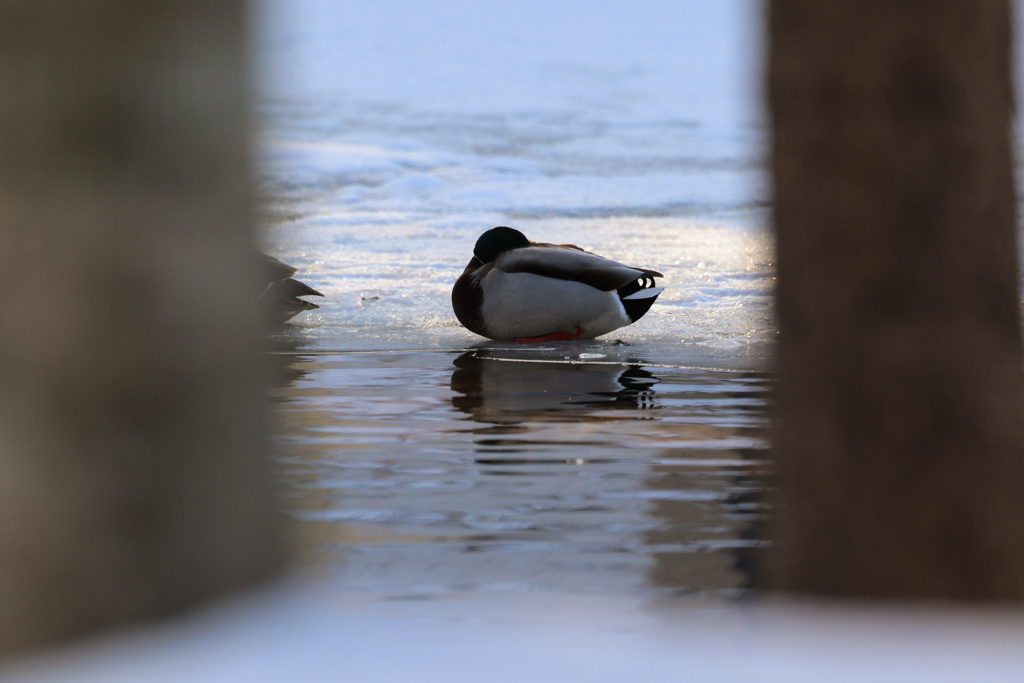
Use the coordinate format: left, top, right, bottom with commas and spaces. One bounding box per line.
452, 262, 489, 337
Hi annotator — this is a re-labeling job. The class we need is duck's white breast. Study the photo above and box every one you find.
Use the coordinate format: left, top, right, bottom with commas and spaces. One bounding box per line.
480, 270, 631, 340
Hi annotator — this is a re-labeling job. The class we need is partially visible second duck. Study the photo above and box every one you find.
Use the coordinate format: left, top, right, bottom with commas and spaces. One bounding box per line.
452, 227, 664, 341
260, 253, 324, 324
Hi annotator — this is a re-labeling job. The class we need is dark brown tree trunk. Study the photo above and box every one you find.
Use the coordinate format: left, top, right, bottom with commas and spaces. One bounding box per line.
768, 0, 1024, 598
0, 1, 282, 654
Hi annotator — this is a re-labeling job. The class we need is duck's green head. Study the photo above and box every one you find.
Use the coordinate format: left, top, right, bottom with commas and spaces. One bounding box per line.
474, 227, 530, 264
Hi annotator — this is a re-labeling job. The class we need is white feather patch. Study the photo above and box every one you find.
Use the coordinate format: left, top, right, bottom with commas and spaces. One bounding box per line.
622, 286, 665, 300
480, 271, 631, 340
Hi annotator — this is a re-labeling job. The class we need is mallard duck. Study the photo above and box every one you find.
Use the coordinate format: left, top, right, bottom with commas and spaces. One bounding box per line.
260, 253, 324, 324
452, 227, 664, 341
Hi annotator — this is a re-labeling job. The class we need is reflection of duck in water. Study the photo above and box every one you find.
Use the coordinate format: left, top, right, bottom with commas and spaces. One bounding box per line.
260, 253, 324, 324
263, 327, 315, 387
450, 350, 659, 424
452, 227, 664, 342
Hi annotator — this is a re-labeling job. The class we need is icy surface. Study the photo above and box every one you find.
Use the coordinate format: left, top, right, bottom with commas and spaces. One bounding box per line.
256, 0, 772, 367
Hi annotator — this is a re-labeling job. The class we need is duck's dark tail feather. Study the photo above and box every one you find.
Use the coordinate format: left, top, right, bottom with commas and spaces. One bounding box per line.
261, 254, 324, 324
617, 276, 664, 322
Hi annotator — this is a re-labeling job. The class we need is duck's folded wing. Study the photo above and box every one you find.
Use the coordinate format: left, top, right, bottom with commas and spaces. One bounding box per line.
261, 253, 298, 281
262, 278, 324, 324
259, 253, 324, 324
495, 246, 662, 291
271, 277, 324, 299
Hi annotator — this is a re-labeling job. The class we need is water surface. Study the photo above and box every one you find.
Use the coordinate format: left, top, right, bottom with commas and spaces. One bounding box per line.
272, 345, 770, 597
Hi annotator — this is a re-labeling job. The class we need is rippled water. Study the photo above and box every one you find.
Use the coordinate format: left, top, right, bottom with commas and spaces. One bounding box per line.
271, 345, 770, 597
257, 0, 775, 598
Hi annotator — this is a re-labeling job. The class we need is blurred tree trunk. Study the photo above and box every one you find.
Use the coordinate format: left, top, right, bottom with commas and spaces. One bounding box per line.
0, 0, 282, 654
768, 0, 1024, 598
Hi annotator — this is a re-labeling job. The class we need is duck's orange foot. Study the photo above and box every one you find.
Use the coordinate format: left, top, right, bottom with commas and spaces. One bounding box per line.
515, 326, 584, 343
